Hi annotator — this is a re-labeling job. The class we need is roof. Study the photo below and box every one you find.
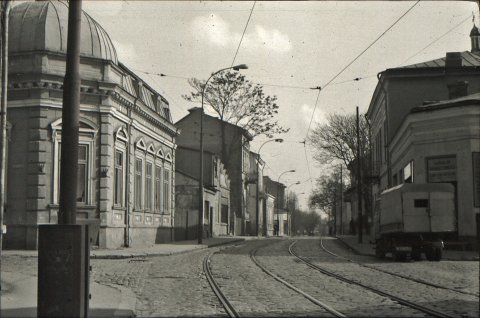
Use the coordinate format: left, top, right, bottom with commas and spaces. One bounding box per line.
411, 92, 480, 113
393, 51, 480, 69
177, 107, 254, 141
9, 1, 117, 63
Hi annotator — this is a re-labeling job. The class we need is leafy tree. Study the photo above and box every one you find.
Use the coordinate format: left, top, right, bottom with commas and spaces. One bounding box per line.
183, 71, 289, 164
183, 71, 288, 138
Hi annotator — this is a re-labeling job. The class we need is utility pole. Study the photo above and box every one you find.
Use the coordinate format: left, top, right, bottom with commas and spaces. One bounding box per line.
356, 106, 363, 244
38, 2, 90, 317
340, 165, 343, 235
0, 0, 11, 258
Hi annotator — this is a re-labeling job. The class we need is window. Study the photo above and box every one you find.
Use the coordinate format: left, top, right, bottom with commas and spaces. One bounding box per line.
114, 150, 125, 206
145, 162, 153, 211
135, 158, 143, 209
221, 204, 229, 224
114, 127, 128, 207
155, 165, 162, 212
77, 145, 88, 203
414, 199, 429, 208
51, 118, 96, 205
403, 161, 414, 183
163, 168, 170, 213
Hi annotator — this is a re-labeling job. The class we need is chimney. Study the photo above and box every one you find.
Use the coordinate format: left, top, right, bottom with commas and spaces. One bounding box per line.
447, 81, 469, 99
445, 52, 462, 69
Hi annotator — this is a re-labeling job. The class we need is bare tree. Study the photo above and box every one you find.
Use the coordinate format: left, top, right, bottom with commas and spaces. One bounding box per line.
308, 113, 369, 168
309, 170, 343, 215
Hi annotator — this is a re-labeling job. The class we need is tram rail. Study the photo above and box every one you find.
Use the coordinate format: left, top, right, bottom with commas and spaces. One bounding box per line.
320, 238, 479, 297
289, 240, 457, 318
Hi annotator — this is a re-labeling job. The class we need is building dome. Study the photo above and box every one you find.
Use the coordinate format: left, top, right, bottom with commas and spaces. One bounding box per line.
9, 1, 118, 64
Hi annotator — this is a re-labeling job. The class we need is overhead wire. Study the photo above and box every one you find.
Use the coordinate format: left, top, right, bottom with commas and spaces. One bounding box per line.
231, 1, 256, 67
399, 13, 473, 66
304, 0, 420, 140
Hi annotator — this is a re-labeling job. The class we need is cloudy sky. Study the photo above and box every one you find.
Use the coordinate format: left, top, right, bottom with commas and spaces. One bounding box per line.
82, 0, 478, 209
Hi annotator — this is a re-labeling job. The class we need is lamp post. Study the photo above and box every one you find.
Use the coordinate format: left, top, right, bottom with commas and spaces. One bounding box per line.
276, 169, 295, 236
256, 138, 283, 237
198, 64, 248, 244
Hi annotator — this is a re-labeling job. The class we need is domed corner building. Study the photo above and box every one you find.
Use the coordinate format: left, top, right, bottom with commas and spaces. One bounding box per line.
5, 1, 179, 249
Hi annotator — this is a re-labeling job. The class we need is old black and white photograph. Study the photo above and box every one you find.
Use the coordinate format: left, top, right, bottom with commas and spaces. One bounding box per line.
0, 0, 479, 317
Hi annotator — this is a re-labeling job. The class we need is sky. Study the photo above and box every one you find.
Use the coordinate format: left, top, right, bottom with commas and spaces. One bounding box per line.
79, 0, 478, 210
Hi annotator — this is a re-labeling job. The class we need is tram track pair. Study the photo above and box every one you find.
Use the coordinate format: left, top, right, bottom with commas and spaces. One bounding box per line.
203, 240, 344, 317
203, 239, 470, 318
289, 240, 459, 318
319, 238, 479, 298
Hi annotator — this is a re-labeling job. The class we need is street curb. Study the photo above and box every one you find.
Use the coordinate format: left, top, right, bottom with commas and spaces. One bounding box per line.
335, 237, 374, 257
90, 238, 246, 260
206, 238, 245, 248
337, 236, 479, 261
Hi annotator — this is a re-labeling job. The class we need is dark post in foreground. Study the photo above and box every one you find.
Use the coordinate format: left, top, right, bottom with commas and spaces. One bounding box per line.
38, 1, 90, 317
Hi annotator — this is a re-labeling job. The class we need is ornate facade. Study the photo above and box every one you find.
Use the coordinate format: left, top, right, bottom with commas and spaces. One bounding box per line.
5, 1, 178, 249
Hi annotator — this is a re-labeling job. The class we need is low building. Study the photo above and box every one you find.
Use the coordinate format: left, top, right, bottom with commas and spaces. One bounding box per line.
175, 147, 231, 240
246, 151, 265, 236
175, 108, 253, 236
5, 1, 178, 249
264, 176, 288, 236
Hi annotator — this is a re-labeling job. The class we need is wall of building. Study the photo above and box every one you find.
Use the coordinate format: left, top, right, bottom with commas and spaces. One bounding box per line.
389, 103, 480, 238
176, 110, 250, 235
264, 194, 275, 236
6, 54, 177, 249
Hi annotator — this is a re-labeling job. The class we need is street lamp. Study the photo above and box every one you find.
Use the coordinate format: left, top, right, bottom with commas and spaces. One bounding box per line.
198, 64, 248, 244
256, 138, 283, 237
276, 169, 295, 236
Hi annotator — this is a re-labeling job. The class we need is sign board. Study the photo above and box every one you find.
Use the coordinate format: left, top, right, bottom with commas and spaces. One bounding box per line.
427, 156, 457, 183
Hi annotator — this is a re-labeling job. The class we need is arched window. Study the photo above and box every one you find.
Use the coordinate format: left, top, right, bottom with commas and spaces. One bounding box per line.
51, 118, 97, 205
163, 150, 173, 214
154, 147, 164, 213
114, 127, 128, 207
134, 138, 147, 210
145, 144, 155, 211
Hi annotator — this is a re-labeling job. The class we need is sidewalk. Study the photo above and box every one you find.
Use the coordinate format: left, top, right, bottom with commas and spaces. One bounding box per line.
337, 235, 479, 261
1, 236, 246, 318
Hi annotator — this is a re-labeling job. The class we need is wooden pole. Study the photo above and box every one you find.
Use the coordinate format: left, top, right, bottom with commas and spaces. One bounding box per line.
59, 0, 82, 225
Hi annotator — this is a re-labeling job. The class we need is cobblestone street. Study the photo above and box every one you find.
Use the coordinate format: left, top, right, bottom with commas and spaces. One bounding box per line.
1, 237, 479, 317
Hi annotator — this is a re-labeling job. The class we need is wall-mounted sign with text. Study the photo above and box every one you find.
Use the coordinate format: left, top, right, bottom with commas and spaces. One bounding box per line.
426, 156, 457, 183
